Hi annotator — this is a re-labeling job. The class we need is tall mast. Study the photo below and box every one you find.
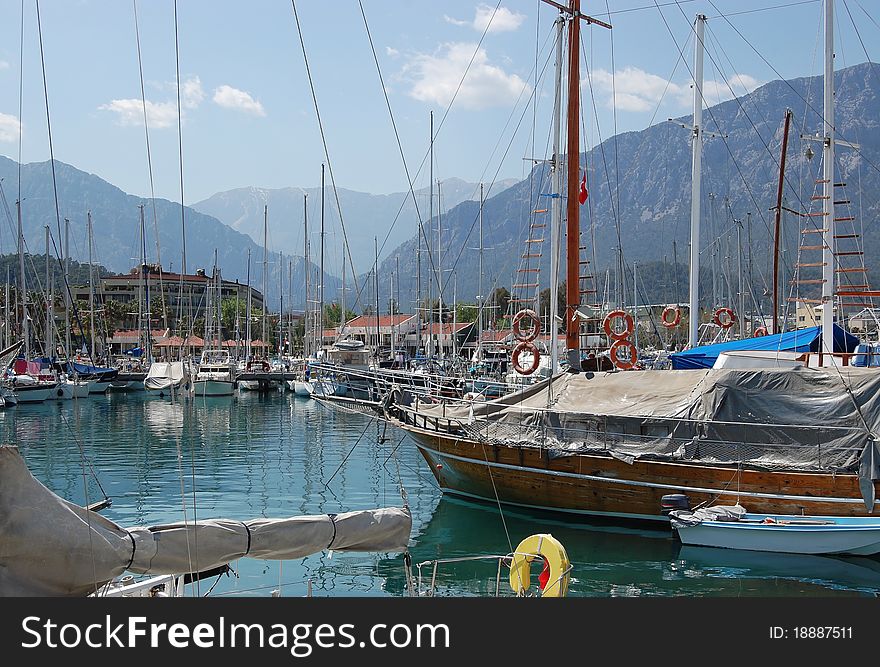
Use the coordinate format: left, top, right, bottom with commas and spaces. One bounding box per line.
303, 193, 309, 357
245, 248, 252, 359
772, 109, 793, 335
64, 218, 70, 359
139, 204, 150, 362
278, 250, 284, 356
287, 259, 293, 357
18, 200, 28, 358
549, 13, 564, 374
319, 163, 325, 351
564, 0, 582, 368
428, 110, 434, 358
4, 267, 10, 350
437, 179, 443, 358
374, 236, 380, 358
686, 14, 707, 349
262, 204, 268, 356
88, 211, 96, 363
685, 15, 707, 348
820, 0, 835, 358
340, 242, 346, 339
478, 182, 485, 363
45, 225, 52, 359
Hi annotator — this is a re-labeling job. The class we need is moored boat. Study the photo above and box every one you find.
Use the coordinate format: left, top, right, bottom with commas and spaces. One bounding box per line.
669, 505, 880, 555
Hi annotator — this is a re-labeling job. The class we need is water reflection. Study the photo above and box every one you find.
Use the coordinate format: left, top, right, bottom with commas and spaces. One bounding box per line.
4, 392, 880, 597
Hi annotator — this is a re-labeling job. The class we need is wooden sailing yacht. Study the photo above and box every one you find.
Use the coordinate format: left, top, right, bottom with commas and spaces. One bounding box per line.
386, 0, 880, 522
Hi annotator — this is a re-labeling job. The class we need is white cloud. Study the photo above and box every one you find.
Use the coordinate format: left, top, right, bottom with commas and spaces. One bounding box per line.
443, 15, 469, 27
0, 113, 21, 142
446, 4, 525, 33
98, 98, 179, 129
588, 66, 760, 113
212, 85, 266, 116
181, 76, 204, 109
473, 4, 525, 33
385, 46, 399, 58
403, 42, 529, 110
99, 75, 208, 128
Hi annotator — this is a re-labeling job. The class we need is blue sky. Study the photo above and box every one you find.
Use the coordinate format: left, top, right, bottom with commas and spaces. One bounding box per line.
0, 0, 878, 206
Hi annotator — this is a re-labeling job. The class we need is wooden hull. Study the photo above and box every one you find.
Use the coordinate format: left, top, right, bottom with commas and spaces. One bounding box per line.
403, 425, 879, 522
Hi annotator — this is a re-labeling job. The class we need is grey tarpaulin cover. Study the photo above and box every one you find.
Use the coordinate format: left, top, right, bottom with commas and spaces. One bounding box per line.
406, 367, 880, 505
0, 446, 411, 597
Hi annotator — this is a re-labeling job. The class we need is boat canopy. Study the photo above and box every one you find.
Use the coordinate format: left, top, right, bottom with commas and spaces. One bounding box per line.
62, 360, 118, 379
669, 325, 859, 370
0, 446, 412, 596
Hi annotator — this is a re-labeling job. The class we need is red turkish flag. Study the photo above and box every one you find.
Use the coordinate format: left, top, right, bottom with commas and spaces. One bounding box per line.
578, 174, 588, 205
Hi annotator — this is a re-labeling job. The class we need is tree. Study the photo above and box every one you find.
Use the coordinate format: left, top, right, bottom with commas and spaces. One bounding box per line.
324, 302, 356, 327
456, 303, 478, 323
220, 297, 248, 335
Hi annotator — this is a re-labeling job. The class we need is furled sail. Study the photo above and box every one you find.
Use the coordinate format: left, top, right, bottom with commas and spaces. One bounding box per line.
0, 446, 411, 596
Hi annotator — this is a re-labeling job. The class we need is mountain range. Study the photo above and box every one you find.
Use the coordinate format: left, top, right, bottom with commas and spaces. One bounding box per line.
191, 177, 518, 271
2, 61, 878, 318
370, 61, 880, 316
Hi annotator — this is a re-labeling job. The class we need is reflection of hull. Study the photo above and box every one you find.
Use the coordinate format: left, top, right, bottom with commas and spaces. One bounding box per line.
193, 379, 235, 397
677, 544, 880, 592
238, 378, 281, 392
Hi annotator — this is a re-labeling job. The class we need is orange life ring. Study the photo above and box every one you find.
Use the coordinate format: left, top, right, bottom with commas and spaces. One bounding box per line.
511, 341, 540, 375
512, 309, 540, 342
602, 310, 634, 341
753, 326, 768, 337
609, 339, 638, 370
660, 305, 681, 328
713, 307, 736, 329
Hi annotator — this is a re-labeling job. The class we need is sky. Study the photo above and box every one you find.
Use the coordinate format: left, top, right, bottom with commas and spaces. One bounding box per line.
0, 0, 879, 207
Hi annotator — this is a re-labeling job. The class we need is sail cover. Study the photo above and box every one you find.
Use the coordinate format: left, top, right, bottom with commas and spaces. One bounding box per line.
144, 361, 186, 390
669, 324, 860, 370
0, 447, 412, 597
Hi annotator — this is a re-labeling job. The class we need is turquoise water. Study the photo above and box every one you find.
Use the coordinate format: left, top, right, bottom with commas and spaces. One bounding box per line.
5, 392, 880, 597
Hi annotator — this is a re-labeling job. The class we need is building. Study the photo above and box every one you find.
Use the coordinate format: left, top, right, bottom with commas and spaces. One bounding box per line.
71, 264, 265, 334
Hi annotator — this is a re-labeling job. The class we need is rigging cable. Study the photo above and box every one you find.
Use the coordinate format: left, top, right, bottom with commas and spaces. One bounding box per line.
132, 0, 168, 330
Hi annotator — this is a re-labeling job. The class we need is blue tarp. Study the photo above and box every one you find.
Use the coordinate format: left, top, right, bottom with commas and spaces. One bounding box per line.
63, 360, 118, 379
125, 347, 144, 357
669, 325, 860, 370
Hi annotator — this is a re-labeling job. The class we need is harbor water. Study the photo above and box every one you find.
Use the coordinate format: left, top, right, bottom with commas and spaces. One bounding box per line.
5, 391, 880, 598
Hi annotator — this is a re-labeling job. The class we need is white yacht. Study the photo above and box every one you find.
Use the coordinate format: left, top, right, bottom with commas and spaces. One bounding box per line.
192, 350, 235, 397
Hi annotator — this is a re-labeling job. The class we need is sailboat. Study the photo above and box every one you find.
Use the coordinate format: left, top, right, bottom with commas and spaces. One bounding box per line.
192, 261, 236, 397
385, 0, 880, 522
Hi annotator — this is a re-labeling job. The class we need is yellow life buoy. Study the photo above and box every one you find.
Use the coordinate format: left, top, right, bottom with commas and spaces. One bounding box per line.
508, 533, 570, 598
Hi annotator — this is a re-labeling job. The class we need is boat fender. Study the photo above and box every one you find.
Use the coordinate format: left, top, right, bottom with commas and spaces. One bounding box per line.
602, 310, 634, 340
753, 326, 768, 337
713, 307, 736, 329
512, 309, 540, 342
660, 305, 681, 328
509, 533, 570, 598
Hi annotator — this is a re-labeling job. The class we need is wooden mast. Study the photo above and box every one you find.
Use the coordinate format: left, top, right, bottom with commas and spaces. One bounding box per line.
564, 0, 581, 368
542, 0, 610, 369
772, 108, 792, 335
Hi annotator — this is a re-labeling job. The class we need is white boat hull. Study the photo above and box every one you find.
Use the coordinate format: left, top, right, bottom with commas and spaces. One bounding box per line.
13, 384, 57, 403
292, 380, 313, 396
